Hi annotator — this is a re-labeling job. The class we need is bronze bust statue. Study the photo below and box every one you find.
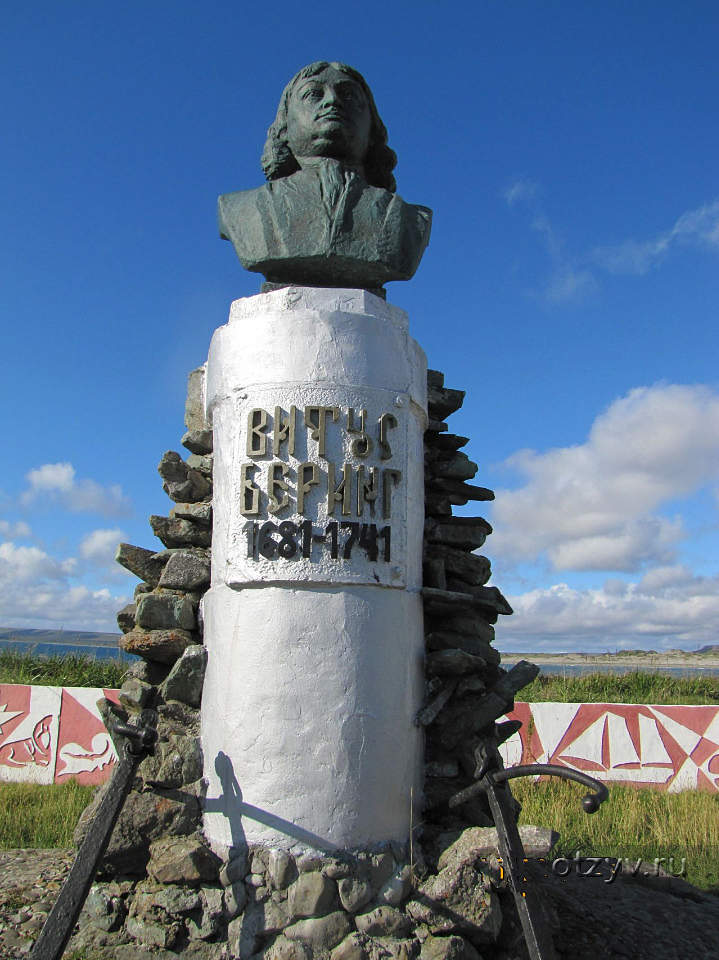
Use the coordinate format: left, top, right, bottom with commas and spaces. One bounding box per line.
218, 61, 432, 292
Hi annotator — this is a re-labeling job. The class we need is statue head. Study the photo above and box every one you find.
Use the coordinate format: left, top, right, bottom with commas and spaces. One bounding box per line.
261, 61, 397, 192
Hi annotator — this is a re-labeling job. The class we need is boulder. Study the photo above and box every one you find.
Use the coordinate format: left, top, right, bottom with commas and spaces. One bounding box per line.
115, 542, 167, 586
151, 514, 212, 548
120, 626, 196, 664
160, 644, 207, 707
74, 786, 201, 875
287, 871, 337, 918
355, 906, 413, 939
158, 549, 211, 591
284, 912, 353, 951
147, 835, 220, 886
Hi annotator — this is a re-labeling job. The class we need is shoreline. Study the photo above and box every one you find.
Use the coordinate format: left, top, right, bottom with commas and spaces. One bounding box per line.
500, 654, 719, 668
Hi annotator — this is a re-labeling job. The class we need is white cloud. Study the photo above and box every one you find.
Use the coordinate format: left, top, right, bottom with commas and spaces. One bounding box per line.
79, 528, 132, 578
0, 520, 31, 539
504, 179, 595, 305
20, 462, 131, 516
591, 199, 719, 275
505, 183, 719, 300
79, 528, 125, 563
504, 177, 539, 208
0, 539, 129, 631
500, 569, 719, 652
0, 541, 75, 584
491, 383, 719, 572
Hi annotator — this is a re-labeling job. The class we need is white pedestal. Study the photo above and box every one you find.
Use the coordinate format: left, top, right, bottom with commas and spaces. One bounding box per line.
201, 287, 426, 854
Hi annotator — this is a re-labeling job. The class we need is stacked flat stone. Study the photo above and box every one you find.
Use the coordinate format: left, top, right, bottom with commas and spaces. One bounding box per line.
70, 365, 547, 958
420, 371, 539, 837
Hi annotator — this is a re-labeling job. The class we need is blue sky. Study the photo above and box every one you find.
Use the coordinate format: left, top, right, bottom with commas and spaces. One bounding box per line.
1, 1, 718, 652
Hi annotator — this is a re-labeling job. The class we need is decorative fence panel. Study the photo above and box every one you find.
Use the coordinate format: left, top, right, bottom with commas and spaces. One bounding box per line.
1, 685, 717, 791
0, 685, 120, 785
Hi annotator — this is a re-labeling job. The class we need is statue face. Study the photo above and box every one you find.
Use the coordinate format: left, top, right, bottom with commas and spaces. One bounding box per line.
286, 67, 372, 168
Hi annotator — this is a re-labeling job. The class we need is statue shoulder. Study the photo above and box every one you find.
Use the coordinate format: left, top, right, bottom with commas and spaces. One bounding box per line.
218, 185, 272, 241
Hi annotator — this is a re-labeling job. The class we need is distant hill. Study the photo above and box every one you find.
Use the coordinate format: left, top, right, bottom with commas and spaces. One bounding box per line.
0, 627, 121, 647
696, 644, 719, 656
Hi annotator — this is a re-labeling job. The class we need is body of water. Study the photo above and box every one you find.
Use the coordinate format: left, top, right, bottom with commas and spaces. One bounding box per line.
502, 660, 719, 678
0, 639, 138, 662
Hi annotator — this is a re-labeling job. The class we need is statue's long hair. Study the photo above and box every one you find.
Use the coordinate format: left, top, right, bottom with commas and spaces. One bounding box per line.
260, 61, 397, 192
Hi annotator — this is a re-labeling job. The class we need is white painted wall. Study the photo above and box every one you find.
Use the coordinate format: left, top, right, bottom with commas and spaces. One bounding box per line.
201, 287, 427, 854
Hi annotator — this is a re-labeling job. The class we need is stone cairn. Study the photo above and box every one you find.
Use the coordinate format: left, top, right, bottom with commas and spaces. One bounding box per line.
69, 368, 549, 960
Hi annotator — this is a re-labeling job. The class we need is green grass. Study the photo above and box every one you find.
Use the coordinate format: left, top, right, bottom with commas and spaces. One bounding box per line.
519, 670, 719, 705
0, 649, 127, 687
0, 782, 95, 848
513, 777, 719, 892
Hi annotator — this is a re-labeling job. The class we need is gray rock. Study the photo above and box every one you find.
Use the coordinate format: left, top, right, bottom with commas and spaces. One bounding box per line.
288, 871, 337, 918
170, 501, 213, 526
223, 881, 248, 919
426, 650, 487, 677
426, 548, 491, 588
355, 906, 413, 939
369, 851, 396, 890
116, 603, 136, 634
120, 626, 196, 664
115, 542, 167, 586
437, 826, 559, 869
427, 386, 465, 420
136, 591, 197, 631
158, 450, 212, 503
187, 453, 214, 477
139, 733, 203, 788
183, 428, 213, 455
125, 913, 182, 950
117, 677, 154, 713
157, 697, 201, 736
426, 479, 494, 506
425, 518, 490, 551
338, 877, 373, 913
379, 865, 413, 906
427, 454, 478, 483
81, 884, 125, 932
147, 884, 201, 915
415, 680, 457, 727
332, 932, 369, 960
425, 627, 498, 663
151, 514, 212, 548
419, 935, 481, 960
407, 857, 502, 946
284, 911, 352, 951
372, 938, 421, 960
185, 365, 208, 434
160, 644, 207, 707
147, 835, 220, 886
159, 550, 212, 591
187, 887, 224, 941
266, 935, 312, 960
74, 785, 201, 875
220, 849, 249, 887
269, 848, 297, 889
133, 581, 153, 598
228, 900, 265, 956
124, 658, 170, 685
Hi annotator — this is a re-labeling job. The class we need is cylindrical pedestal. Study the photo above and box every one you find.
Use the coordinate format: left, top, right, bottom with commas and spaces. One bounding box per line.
201, 287, 426, 854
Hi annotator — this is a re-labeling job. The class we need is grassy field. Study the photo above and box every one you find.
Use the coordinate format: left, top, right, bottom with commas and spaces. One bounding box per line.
0, 649, 127, 687
513, 777, 719, 892
0, 781, 95, 848
520, 669, 719, 704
